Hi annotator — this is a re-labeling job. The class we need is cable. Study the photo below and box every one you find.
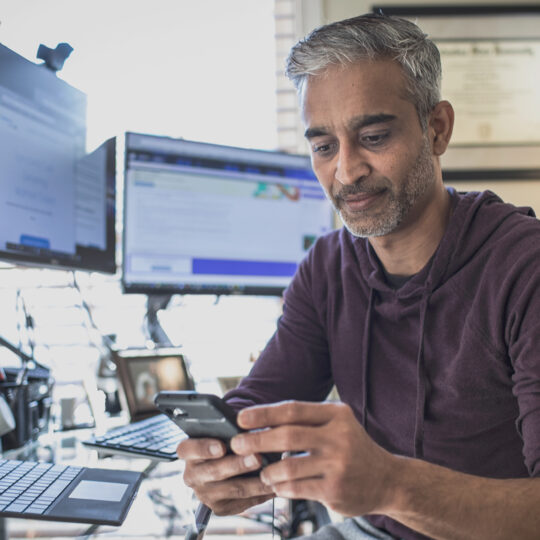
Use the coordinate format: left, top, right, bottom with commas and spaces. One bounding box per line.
184, 503, 212, 540
147, 488, 183, 537
71, 272, 116, 351
272, 497, 275, 539
18, 290, 36, 361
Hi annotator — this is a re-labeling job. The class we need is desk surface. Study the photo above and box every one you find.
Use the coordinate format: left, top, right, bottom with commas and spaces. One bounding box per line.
1, 424, 277, 539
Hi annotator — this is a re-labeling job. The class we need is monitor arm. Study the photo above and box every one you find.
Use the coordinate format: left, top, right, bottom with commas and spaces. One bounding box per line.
145, 294, 174, 347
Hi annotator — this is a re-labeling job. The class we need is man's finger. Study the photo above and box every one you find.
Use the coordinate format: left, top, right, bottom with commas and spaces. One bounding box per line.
177, 437, 226, 460
208, 494, 275, 517
260, 452, 323, 486
231, 424, 326, 455
238, 400, 346, 430
187, 453, 263, 483
270, 476, 325, 502
188, 473, 274, 501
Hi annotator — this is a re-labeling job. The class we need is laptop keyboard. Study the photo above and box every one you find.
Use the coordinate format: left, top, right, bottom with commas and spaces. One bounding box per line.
0, 459, 82, 515
83, 414, 185, 460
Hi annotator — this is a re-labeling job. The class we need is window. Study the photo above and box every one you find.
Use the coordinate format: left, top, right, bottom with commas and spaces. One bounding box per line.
0, 1, 283, 389
0, 0, 278, 151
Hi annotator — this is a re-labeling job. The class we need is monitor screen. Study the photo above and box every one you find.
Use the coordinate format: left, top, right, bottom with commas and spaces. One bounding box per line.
0, 43, 116, 274
123, 132, 333, 295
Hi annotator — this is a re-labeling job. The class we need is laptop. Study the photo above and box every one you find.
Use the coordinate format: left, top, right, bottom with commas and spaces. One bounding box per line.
0, 458, 142, 525
83, 348, 193, 460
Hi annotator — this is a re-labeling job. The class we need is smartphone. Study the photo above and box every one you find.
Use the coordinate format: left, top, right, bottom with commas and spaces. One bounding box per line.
154, 390, 280, 467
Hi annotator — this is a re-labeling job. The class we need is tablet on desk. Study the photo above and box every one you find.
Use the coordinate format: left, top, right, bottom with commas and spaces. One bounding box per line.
0, 458, 142, 526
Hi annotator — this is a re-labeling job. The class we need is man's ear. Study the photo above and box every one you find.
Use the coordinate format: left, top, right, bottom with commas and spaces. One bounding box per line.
429, 101, 454, 156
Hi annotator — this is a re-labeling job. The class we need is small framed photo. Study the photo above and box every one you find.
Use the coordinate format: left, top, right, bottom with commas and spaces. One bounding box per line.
113, 348, 194, 421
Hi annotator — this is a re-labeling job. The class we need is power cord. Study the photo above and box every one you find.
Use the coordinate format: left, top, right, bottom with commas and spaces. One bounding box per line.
71, 272, 116, 352
147, 488, 185, 537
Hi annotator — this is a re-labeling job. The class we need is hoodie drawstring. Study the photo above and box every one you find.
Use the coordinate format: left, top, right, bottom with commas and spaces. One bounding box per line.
361, 288, 375, 429
413, 291, 430, 459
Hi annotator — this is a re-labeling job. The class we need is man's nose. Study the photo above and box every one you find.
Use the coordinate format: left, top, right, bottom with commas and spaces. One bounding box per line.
335, 143, 370, 185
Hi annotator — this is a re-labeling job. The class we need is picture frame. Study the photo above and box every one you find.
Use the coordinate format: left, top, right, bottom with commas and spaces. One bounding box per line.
113, 348, 194, 421
372, 5, 540, 180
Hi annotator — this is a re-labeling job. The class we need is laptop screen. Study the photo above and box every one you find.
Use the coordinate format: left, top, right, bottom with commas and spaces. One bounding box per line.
113, 348, 194, 420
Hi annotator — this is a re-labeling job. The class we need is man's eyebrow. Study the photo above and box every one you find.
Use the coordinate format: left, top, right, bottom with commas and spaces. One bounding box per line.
304, 113, 397, 140
304, 126, 329, 139
349, 113, 396, 130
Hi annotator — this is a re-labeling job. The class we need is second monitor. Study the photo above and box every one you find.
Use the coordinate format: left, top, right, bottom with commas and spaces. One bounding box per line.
122, 132, 334, 296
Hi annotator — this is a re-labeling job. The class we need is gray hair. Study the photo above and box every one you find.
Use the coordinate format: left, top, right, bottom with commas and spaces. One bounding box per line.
286, 13, 441, 129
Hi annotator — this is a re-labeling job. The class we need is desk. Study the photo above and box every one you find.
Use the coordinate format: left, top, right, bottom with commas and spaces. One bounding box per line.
0, 425, 277, 539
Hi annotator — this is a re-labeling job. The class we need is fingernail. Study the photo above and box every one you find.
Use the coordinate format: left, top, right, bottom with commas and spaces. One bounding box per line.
231, 435, 244, 452
237, 410, 249, 426
244, 454, 258, 468
209, 443, 221, 456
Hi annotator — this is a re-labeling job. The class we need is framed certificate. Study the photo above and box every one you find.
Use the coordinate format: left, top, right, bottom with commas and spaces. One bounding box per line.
372, 5, 540, 180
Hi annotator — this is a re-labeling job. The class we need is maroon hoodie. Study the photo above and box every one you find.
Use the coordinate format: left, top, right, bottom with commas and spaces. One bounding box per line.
225, 189, 540, 539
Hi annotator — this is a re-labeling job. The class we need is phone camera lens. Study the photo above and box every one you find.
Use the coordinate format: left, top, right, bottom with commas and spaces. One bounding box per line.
172, 407, 187, 418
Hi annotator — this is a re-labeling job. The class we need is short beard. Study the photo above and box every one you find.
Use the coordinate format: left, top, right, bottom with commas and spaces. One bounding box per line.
330, 136, 435, 238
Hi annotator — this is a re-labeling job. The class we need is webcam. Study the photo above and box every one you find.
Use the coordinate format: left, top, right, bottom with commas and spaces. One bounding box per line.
36, 42, 73, 72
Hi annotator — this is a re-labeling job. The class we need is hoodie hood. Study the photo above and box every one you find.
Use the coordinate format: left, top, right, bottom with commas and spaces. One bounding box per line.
354, 188, 536, 458
356, 188, 535, 297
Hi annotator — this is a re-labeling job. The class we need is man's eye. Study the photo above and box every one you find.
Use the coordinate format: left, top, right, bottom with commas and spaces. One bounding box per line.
312, 143, 334, 155
361, 132, 389, 146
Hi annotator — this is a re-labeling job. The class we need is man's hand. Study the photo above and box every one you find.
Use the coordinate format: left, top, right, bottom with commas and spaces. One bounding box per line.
176, 437, 275, 515
230, 400, 399, 517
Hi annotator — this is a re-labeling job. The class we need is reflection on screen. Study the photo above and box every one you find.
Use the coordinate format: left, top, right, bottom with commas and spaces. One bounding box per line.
128, 356, 188, 409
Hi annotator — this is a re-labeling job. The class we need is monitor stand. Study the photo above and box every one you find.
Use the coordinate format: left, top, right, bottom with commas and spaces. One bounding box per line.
145, 294, 174, 347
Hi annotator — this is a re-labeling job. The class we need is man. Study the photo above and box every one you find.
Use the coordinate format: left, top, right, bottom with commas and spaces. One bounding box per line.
178, 13, 540, 539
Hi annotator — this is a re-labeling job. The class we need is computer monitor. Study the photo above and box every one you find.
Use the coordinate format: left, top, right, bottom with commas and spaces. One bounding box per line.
123, 132, 333, 296
0, 43, 116, 274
